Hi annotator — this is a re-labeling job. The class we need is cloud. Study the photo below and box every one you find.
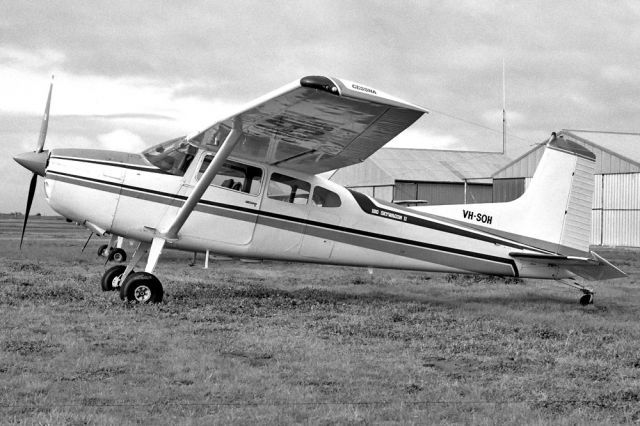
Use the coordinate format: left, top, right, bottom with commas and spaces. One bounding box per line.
601, 65, 635, 83
481, 109, 526, 127
385, 128, 460, 150
97, 129, 147, 152
1, 1, 640, 213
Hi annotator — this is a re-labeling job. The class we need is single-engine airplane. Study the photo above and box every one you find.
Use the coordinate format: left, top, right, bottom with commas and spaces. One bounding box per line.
14, 75, 625, 305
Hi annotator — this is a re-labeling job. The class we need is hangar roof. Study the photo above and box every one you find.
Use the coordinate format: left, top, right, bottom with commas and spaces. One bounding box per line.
567, 130, 640, 164
493, 130, 640, 179
330, 148, 512, 186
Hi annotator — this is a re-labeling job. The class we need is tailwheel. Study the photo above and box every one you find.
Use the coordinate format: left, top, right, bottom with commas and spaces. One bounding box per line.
556, 279, 595, 306
120, 272, 163, 303
108, 248, 127, 263
101, 265, 130, 292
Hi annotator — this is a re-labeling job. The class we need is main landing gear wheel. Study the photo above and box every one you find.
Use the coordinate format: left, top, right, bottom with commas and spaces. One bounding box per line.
579, 292, 594, 306
108, 248, 127, 263
101, 265, 130, 292
120, 272, 163, 303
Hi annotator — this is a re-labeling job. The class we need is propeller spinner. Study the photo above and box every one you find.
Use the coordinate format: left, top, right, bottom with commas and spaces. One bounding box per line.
13, 76, 54, 249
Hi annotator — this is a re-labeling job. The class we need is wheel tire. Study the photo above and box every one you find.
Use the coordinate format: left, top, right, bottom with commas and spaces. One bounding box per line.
109, 248, 127, 263
101, 265, 127, 292
121, 272, 164, 303
97, 244, 109, 257
579, 294, 593, 306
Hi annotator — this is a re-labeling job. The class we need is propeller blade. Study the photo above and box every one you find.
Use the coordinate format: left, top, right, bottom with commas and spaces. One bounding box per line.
20, 173, 38, 249
36, 75, 54, 153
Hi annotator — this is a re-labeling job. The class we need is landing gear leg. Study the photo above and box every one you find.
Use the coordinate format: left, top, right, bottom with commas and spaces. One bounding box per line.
99, 235, 128, 263
557, 279, 594, 305
100, 241, 145, 292
119, 237, 166, 303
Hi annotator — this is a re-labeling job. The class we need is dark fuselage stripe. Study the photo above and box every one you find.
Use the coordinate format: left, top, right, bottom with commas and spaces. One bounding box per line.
46, 170, 519, 275
347, 189, 548, 253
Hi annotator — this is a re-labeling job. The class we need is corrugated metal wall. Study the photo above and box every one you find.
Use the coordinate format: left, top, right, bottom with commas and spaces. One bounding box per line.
416, 183, 463, 205
394, 182, 418, 201
499, 173, 640, 247
348, 185, 395, 202
493, 178, 525, 202
395, 182, 493, 205
594, 173, 640, 246
374, 186, 394, 202
465, 184, 493, 204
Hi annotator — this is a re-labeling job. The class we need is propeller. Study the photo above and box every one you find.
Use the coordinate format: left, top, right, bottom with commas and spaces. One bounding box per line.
14, 75, 54, 249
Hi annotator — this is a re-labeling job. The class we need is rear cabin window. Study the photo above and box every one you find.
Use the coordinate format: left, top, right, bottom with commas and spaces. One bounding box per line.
199, 156, 262, 195
267, 173, 310, 205
312, 186, 341, 207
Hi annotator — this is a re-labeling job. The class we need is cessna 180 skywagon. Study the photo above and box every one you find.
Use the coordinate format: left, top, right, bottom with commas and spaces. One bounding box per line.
14, 75, 625, 305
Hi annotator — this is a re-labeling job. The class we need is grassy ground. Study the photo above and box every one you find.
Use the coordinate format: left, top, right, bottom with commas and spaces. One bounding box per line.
1, 217, 640, 424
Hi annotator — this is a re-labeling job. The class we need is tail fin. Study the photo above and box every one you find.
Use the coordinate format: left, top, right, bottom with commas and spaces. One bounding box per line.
508, 133, 596, 255
414, 134, 627, 279
418, 133, 596, 256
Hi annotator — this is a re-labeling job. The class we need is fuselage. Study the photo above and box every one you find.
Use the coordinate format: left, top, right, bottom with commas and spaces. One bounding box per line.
42, 147, 570, 279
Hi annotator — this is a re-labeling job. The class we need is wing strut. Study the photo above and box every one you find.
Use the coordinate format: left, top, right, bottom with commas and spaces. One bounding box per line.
143, 117, 244, 273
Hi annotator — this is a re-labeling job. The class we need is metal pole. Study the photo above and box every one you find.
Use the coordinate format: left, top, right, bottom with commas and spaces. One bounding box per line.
464, 179, 468, 204
502, 59, 507, 155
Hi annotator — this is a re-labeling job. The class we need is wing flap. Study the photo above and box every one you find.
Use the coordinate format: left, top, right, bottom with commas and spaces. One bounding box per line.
510, 252, 627, 281
186, 76, 427, 174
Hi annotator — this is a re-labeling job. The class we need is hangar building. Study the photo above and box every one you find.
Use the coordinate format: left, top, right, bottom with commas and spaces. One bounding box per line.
330, 148, 512, 205
493, 130, 640, 247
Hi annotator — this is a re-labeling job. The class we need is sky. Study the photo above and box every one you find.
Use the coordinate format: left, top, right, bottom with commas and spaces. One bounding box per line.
1, 0, 639, 214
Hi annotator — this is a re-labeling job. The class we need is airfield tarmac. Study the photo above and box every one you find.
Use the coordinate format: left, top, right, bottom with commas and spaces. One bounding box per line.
1, 216, 640, 424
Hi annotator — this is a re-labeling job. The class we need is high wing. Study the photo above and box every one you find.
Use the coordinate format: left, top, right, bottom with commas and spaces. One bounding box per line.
186, 75, 428, 174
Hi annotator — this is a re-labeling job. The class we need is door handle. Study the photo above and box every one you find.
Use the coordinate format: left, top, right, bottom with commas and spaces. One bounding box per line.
245, 200, 257, 206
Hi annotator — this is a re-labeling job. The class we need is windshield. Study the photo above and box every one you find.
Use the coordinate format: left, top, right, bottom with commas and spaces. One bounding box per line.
142, 137, 198, 176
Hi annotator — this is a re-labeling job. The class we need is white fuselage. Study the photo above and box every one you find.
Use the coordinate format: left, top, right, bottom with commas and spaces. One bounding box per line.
42, 148, 572, 280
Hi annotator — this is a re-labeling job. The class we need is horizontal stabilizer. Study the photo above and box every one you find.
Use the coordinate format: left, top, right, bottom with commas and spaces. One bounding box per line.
510, 252, 627, 281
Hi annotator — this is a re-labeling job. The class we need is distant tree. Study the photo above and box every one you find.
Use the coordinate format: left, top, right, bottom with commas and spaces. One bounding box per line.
36, 213, 42, 217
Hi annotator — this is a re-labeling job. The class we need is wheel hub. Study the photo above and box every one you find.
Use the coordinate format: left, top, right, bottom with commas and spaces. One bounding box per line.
111, 275, 122, 289
134, 285, 152, 302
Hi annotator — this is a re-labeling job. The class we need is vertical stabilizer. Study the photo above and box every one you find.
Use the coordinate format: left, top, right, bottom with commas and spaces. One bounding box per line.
417, 134, 597, 256
513, 134, 596, 254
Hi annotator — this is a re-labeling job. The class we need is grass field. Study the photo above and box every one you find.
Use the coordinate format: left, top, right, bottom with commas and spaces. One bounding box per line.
2, 217, 640, 425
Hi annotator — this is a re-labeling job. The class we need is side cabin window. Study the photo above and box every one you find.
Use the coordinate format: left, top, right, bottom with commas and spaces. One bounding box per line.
268, 173, 310, 205
312, 186, 341, 208
199, 156, 263, 195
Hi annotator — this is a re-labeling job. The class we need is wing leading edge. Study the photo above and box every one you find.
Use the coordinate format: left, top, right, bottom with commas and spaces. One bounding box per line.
186, 76, 428, 175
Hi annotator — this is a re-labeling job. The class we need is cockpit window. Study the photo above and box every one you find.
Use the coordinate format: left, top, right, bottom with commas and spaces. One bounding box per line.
142, 137, 198, 176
